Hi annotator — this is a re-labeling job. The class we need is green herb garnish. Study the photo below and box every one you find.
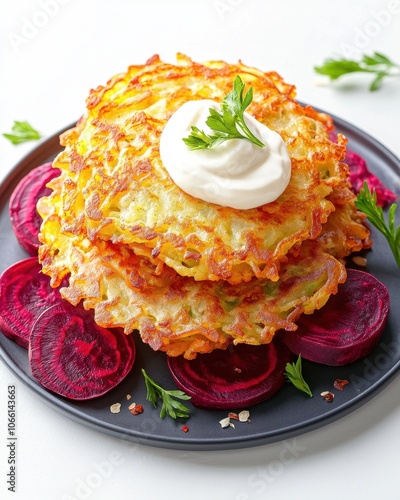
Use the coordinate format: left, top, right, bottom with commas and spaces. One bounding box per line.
2, 120, 42, 145
285, 355, 313, 397
183, 76, 265, 150
141, 368, 191, 419
314, 52, 400, 91
355, 182, 400, 269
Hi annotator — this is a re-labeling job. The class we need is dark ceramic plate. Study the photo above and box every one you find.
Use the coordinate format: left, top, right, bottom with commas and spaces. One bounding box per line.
0, 114, 399, 451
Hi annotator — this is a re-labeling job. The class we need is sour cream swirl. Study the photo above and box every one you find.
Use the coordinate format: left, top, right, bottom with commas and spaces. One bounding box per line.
159, 100, 291, 210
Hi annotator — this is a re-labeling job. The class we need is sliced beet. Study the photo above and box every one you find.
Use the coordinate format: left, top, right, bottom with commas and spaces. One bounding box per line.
282, 269, 390, 366
0, 257, 65, 348
345, 149, 397, 208
167, 341, 293, 410
9, 162, 60, 255
29, 302, 135, 400
329, 133, 397, 207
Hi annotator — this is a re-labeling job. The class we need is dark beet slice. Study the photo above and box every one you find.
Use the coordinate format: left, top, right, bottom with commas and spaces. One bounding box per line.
282, 269, 390, 366
167, 342, 293, 410
345, 149, 397, 208
9, 162, 60, 255
330, 132, 397, 208
29, 302, 135, 400
0, 257, 64, 348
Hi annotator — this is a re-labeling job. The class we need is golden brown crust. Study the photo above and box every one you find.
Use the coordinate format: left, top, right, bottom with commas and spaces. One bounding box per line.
37, 54, 371, 359
38, 180, 346, 359
37, 177, 370, 360
52, 54, 350, 284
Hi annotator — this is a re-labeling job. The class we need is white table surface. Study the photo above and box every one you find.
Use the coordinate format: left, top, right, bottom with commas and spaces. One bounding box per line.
1, 1, 400, 499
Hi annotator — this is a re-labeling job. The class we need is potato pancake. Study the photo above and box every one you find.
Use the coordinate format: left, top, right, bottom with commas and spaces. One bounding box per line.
53, 54, 350, 284
37, 55, 371, 359
37, 175, 369, 359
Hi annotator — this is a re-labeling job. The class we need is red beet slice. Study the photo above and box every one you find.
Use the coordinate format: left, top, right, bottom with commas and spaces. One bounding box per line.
345, 149, 397, 208
330, 132, 397, 208
29, 302, 136, 400
282, 269, 390, 366
167, 342, 293, 410
9, 162, 60, 255
0, 257, 64, 348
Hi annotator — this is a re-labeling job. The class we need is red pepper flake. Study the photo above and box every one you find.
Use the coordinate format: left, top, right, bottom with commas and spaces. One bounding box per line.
320, 391, 334, 402
228, 412, 239, 420
234, 367, 242, 373
333, 379, 349, 391
128, 403, 144, 415
181, 425, 189, 433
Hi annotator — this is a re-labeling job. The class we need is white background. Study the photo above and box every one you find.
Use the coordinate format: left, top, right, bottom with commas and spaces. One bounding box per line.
1, 1, 400, 499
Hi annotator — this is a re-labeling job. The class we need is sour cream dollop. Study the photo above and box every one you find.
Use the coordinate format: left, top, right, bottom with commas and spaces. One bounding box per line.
159, 100, 291, 210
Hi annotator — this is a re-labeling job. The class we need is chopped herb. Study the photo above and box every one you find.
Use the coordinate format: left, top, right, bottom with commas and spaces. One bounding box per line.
141, 368, 191, 419
215, 285, 241, 311
355, 182, 400, 269
314, 52, 400, 91
183, 75, 265, 150
284, 355, 313, 397
263, 281, 278, 297
223, 297, 241, 311
3, 120, 42, 145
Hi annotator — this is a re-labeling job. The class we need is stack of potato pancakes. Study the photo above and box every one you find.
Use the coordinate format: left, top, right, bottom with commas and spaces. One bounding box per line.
37, 54, 371, 359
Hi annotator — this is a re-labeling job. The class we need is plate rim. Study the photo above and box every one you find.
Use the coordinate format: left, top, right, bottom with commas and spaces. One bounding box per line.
0, 111, 399, 451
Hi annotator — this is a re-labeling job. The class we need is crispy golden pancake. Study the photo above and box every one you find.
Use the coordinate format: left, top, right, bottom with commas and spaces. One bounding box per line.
53, 54, 350, 284
37, 175, 369, 359
318, 186, 372, 259
37, 55, 371, 359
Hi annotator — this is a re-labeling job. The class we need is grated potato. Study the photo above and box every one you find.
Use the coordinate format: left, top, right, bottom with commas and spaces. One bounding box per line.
37, 55, 371, 359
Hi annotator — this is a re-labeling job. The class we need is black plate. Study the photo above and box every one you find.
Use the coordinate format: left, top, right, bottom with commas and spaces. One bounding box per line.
1, 115, 399, 451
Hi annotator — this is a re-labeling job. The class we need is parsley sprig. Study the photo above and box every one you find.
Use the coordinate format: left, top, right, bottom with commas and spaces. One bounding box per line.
141, 368, 191, 419
355, 182, 400, 269
285, 355, 313, 397
2, 120, 42, 145
314, 52, 400, 91
183, 76, 265, 150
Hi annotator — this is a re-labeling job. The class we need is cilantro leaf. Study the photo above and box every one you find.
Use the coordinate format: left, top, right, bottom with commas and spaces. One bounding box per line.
141, 369, 191, 420
314, 51, 400, 91
3, 121, 42, 145
182, 75, 265, 150
285, 355, 313, 397
355, 182, 400, 269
